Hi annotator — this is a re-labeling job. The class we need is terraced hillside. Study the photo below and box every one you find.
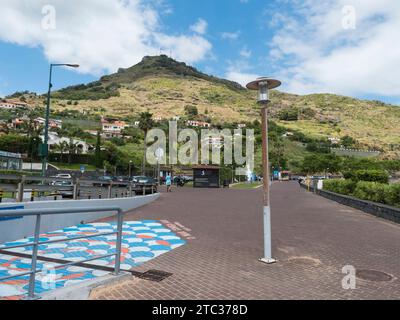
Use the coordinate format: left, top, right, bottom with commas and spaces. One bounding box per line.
17, 55, 400, 155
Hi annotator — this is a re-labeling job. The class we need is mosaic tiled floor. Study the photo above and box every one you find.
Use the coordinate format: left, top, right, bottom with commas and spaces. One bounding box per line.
0, 220, 186, 300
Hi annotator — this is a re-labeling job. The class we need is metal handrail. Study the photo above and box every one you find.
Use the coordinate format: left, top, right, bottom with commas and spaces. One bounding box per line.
0, 206, 123, 299
0, 174, 159, 187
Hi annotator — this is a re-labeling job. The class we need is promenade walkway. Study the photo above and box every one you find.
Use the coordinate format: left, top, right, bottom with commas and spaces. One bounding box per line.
91, 182, 400, 300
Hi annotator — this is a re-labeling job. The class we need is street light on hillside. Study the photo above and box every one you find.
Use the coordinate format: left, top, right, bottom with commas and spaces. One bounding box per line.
246, 77, 281, 264
41, 63, 79, 177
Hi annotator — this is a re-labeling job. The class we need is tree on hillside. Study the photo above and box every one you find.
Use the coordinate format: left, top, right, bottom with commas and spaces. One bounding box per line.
138, 111, 155, 174
54, 141, 68, 163
341, 135, 357, 148
301, 153, 342, 175
184, 105, 198, 117
67, 138, 79, 164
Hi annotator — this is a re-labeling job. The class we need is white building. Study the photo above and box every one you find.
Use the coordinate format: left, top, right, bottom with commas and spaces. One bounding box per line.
101, 118, 130, 138
328, 137, 341, 145
187, 120, 211, 128
0, 100, 30, 110
40, 132, 92, 154
35, 117, 63, 129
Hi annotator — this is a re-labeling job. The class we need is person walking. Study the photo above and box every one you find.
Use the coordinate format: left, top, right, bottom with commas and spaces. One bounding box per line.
166, 174, 172, 193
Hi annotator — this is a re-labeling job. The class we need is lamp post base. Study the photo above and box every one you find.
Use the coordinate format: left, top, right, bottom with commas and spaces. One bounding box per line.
259, 257, 277, 264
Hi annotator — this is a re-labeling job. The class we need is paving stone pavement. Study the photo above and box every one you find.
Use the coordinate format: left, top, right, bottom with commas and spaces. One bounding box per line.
90, 182, 400, 300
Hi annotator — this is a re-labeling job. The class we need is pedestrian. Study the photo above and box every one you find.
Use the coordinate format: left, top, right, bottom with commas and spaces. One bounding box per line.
166, 174, 172, 192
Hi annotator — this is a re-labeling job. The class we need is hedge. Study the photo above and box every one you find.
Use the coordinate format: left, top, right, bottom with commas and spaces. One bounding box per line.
343, 169, 389, 184
323, 179, 400, 207
0, 170, 41, 176
323, 179, 357, 195
353, 181, 386, 204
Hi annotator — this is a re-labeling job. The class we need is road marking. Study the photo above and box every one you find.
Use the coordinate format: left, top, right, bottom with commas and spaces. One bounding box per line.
160, 220, 196, 240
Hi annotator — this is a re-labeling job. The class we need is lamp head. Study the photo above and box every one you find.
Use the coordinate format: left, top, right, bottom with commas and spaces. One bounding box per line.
246, 77, 281, 103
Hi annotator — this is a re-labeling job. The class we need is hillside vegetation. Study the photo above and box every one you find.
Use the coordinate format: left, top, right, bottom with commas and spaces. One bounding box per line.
17, 55, 400, 156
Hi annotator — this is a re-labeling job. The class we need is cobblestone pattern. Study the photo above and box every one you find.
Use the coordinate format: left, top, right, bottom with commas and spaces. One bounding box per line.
92, 183, 400, 300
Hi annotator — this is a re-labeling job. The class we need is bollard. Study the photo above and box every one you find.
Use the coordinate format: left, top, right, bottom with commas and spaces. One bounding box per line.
73, 178, 80, 200
31, 189, 35, 202
108, 183, 113, 199
143, 186, 146, 196
0, 189, 3, 203
98, 189, 102, 199
129, 185, 133, 197
151, 186, 154, 194
17, 176, 25, 203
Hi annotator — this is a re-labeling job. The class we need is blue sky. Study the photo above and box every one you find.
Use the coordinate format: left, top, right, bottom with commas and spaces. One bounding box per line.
0, 0, 399, 105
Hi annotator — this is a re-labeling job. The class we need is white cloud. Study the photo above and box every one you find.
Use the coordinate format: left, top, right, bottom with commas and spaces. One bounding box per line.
240, 47, 252, 58
0, 0, 212, 75
155, 34, 212, 63
190, 18, 208, 35
221, 31, 240, 40
225, 71, 259, 87
269, 0, 400, 99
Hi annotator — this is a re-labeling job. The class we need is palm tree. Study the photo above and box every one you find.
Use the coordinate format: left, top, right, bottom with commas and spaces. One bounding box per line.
138, 111, 154, 175
54, 141, 68, 163
67, 138, 79, 164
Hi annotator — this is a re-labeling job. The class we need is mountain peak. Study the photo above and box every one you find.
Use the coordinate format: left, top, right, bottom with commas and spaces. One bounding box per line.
102, 55, 244, 91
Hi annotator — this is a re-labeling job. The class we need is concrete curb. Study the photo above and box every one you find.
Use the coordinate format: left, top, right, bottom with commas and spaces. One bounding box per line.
40, 272, 132, 300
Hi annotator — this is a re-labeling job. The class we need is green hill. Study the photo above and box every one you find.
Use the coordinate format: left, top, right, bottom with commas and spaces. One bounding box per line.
16, 55, 400, 156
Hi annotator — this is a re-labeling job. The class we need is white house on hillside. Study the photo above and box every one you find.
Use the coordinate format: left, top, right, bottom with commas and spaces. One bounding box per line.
40, 132, 92, 154
101, 118, 129, 138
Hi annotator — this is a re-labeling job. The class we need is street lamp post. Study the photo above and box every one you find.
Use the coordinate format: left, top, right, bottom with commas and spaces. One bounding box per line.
41, 63, 79, 177
247, 77, 281, 264
129, 160, 133, 178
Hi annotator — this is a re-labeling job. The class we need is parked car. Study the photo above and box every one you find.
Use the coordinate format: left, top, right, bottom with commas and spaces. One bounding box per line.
114, 176, 130, 187
51, 180, 73, 187
131, 176, 157, 185
93, 176, 114, 187
50, 180, 74, 199
52, 173, 72, 179
49, 173, 72, 185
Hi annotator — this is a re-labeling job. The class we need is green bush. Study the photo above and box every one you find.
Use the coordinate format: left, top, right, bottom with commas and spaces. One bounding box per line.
324, 179, 400, 207
353, 181, 386, 203
323, 179, 356, 195
383, 184, 400, 207
0, 170, 41, 180
343, 170, 389, 184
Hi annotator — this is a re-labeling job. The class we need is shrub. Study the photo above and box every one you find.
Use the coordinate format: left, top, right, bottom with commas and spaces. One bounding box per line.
343, 170, 389, 184
323, 179, 356, 195
324, 179, 400, 207
353, 181, 386, 203
278, 108, 299, 121
383, 184, 400, 207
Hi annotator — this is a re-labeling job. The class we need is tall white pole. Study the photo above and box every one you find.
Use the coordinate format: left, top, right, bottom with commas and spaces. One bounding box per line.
260, 105, 276, 264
